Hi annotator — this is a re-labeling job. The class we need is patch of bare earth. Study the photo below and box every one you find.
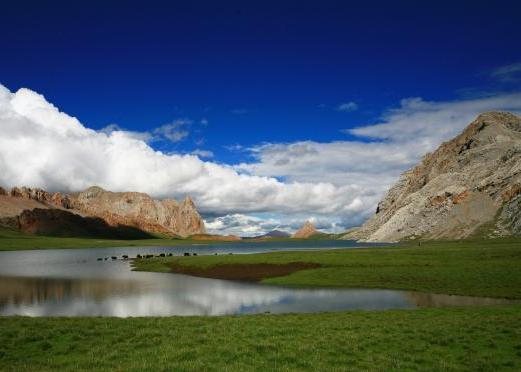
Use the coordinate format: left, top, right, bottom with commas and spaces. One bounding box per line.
169, 262, 321, 281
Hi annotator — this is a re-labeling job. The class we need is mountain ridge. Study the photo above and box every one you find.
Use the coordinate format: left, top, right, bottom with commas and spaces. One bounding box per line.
0, 185, 206, 238
344, 111, 521, 242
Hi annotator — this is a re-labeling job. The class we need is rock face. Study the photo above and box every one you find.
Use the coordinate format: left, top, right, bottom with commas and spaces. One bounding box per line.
70, 186, 206, 237
344, 112, 521, 242
292, 221, 319, 238
0, 186, 206, 238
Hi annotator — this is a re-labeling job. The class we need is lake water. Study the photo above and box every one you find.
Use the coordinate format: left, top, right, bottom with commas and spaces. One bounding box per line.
0, 241, 513, 317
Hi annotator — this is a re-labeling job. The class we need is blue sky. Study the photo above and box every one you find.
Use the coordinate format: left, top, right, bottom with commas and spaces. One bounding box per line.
1, 1, 521, 235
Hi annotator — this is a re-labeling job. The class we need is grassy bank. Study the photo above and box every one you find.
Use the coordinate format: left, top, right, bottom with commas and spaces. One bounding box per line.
0, 227, 242, 251
133, 238, 521, 298
1, 306, 520, 371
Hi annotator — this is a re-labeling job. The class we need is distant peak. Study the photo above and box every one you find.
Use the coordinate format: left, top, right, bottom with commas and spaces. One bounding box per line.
292, 220, 318, 238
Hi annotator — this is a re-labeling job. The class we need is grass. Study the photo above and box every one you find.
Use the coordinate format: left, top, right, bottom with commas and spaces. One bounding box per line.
0, 227, 334, 251
1, 306, 520, 371
0, 227, 242, 251
133, 237, 521, 298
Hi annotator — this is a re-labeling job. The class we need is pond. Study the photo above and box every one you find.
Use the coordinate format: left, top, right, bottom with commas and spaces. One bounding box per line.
0, 241, 513, 317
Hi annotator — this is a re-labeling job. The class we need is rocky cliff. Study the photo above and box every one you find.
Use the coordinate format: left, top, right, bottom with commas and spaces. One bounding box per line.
344, 112, 521, 242
0, 186, 206, 238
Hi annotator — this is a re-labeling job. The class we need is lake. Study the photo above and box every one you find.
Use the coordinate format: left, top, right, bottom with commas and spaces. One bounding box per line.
0, 241, 513, 317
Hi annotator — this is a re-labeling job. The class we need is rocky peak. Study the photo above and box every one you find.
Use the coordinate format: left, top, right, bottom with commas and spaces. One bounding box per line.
8, 186, 71, 209
345, 111, 521, 242
2, 185, 206, 238
182, 195, 196, 208
292, 221, 318, 238
71, 187, 206, 237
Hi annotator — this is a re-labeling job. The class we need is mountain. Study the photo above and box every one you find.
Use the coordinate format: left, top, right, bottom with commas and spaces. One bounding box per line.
292, 221, 320, 238
344, 112, 521, 242
263, 229, 291, 238
0, 186, 206, 238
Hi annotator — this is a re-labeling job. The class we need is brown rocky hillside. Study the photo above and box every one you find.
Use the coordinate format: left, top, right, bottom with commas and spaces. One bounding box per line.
0, 185, 206, 238
343, 112, 521, 242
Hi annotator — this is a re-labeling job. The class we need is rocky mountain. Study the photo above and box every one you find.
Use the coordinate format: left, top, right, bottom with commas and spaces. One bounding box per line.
263, 229, 291, 238
344, 112, 521, 242
0, 185, 206, 238
292, 221, 320, 238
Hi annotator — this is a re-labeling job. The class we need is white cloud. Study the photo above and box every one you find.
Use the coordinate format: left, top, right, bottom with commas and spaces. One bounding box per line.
99, 123, 154, 142
204, 213, 344, 237
205, 214, 282, 236
348, 94, 521, 143
101, 119, 192, 144
337, 101, 358, 112
0, 85, 362, 223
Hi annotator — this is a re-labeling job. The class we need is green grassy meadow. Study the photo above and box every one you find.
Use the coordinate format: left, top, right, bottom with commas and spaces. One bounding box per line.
133, 238, 521, 298
0, 227, 234, 251
1, 306, 521, 371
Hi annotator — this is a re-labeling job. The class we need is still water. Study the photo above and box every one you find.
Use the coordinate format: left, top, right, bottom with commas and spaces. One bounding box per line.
0, 241, 513, 317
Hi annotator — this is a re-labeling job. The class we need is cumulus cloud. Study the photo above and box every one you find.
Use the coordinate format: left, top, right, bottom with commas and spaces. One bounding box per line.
337, 101, 358, 112
0, 85, 363, 225
205, 214, 283, 236
205, 213, 345, 237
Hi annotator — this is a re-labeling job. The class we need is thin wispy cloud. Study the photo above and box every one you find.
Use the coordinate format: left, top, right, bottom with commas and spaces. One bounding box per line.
337, 101, 358, 112
153, 119, 191, 143
491, 62, 521, 83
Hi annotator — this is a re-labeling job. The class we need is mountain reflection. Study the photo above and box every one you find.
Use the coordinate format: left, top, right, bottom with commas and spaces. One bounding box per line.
0, 276, 143, 306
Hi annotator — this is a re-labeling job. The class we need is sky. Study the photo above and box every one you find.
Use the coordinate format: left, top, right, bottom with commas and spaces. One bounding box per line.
1, 0, 521, 236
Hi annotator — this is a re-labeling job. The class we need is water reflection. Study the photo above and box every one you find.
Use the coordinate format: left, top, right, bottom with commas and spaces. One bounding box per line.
0, 244, 516, 317
0, 274, 415, 316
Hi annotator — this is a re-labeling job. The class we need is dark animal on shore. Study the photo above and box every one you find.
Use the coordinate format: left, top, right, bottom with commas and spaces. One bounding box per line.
136, 254, 142, 259
104, 257, 108, 260
159, 253, 165, 257
97, 258, 102, 261
146, 254, 154, 259
167, 253, 173, 257
111, 256, 117, 260
193, 253, 198, 256
184, 252, 190, 256
122, 255, 129, 259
